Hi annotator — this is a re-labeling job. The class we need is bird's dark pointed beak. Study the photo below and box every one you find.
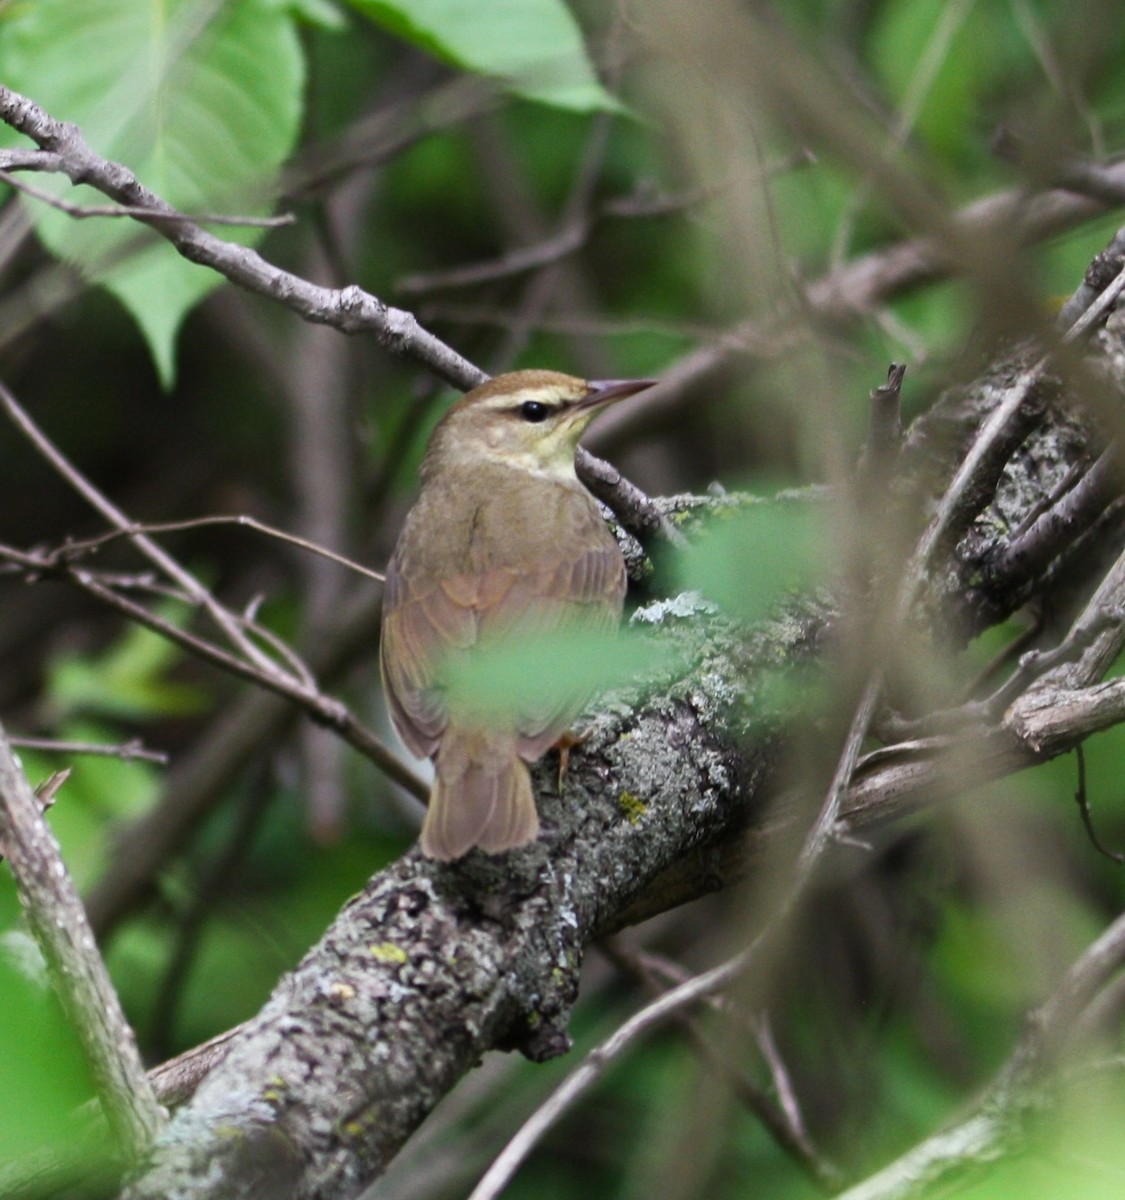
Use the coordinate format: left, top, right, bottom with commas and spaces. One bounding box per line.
577, 378, 659, 411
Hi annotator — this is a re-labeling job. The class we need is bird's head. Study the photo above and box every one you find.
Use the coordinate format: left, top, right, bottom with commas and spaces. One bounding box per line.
422, 370, 656, 480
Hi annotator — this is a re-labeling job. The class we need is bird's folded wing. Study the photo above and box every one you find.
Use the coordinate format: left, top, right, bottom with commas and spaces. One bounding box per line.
381, 544, 624, 760
481, 544, 626, 759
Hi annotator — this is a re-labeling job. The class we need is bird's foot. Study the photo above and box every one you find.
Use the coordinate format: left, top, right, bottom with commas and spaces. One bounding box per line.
553, 727, 589, 789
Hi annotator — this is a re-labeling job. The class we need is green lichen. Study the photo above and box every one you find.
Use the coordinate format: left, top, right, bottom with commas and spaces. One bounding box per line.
369, 942, 408, 964
618, 791, 647, 825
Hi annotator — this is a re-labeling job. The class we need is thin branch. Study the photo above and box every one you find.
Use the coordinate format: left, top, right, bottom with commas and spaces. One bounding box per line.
0, 723, 164, 1159
834, 905, 1125, 1200
0, 540, 427, 800
991, 444, 1119, 591
1062, 258, 1125, 342
397, 218, 592, 295
1058, 223, 1125, 328
0, 147, 65, 172
83, 583, 393, 936
0, 168, 296, 227
52, 514, 386, 585
862, 362, 907, 473
397, 169, 809, 295
466, 946, 757, 1200
0, 84, 485, 391
754, 1013, 825, 1177
576, 449, 688, 549
1073, 744, 1125, 864
147, 1023, 248, 1110
62, 565, 427, 798
9, 736, 169, 765
601, 940, 841, 1190
0, 378, 280, 675
418, 302, 724, 341
907, 363, 1048, 585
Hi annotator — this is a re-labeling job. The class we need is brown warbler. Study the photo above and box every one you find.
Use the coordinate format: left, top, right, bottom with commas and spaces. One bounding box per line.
380, 370, 655, 860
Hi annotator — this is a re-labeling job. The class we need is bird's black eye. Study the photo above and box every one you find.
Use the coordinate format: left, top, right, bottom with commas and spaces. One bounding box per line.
518, 400, 550, 423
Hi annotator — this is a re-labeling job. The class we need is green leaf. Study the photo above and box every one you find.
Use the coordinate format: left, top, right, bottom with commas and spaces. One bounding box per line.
673, 500, 825, 621
346, 0, 620, 112
48, 603, 208, 721
0, 0, 305, 385
440, 627, 677, 727
264, 0, 349, 31
0, 947, 110, 1173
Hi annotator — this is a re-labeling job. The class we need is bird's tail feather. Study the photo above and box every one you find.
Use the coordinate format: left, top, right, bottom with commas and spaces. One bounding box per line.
421, 729, 539, 860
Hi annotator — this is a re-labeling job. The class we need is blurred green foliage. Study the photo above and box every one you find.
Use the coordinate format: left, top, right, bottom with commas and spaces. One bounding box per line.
0, 0, 1123, 1196
0, 943, 111, 1177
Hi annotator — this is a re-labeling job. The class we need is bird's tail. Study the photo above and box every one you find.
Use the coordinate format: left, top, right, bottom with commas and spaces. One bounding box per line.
421, 728, 539, 860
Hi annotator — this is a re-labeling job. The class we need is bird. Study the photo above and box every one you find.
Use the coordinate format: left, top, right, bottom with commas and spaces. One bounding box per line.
380, 369, 656, 860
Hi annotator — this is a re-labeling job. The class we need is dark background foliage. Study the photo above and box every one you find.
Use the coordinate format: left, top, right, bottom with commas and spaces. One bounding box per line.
1, 1, 1124, 1197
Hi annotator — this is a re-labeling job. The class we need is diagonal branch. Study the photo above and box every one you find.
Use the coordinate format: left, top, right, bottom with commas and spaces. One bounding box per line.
0, 725, 165, 1160
832, 905, 1125, 1200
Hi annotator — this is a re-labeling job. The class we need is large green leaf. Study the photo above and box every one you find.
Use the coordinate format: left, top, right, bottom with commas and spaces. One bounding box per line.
347, 0, 619, 112
0, 0, 305, 385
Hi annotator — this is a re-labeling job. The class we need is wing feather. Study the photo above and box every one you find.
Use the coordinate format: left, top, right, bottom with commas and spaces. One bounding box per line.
380, 480, 626, 764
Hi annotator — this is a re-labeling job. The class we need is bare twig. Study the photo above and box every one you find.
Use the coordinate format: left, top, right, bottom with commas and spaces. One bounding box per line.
398, 218, 592, 295
908, 363, 1049, 585
0, 167, 295, 227
82, 582, 390, 934
147, 1023, 247, 1110
1073, 744, 1125, 864
601, 940, 841, 1190
9, 736, 168, 765
0, 378, 280, 674
0, 147, 65, 172
863, 362, 907, 472
466, 945, 757, 1200
1062, 259, 1125, 342
833, 906, 1125, 1200
418, 303, 724, 341
991, 444, 1120, 590
59, 565, 426, 797
1058, 224, 1125, 328
0, 84, 483, 390
52, 514, 386, 585
0, 540, 426, 799
397, 167, 809, 296
576, 450, 687, 549
0, 723, 164, 1159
